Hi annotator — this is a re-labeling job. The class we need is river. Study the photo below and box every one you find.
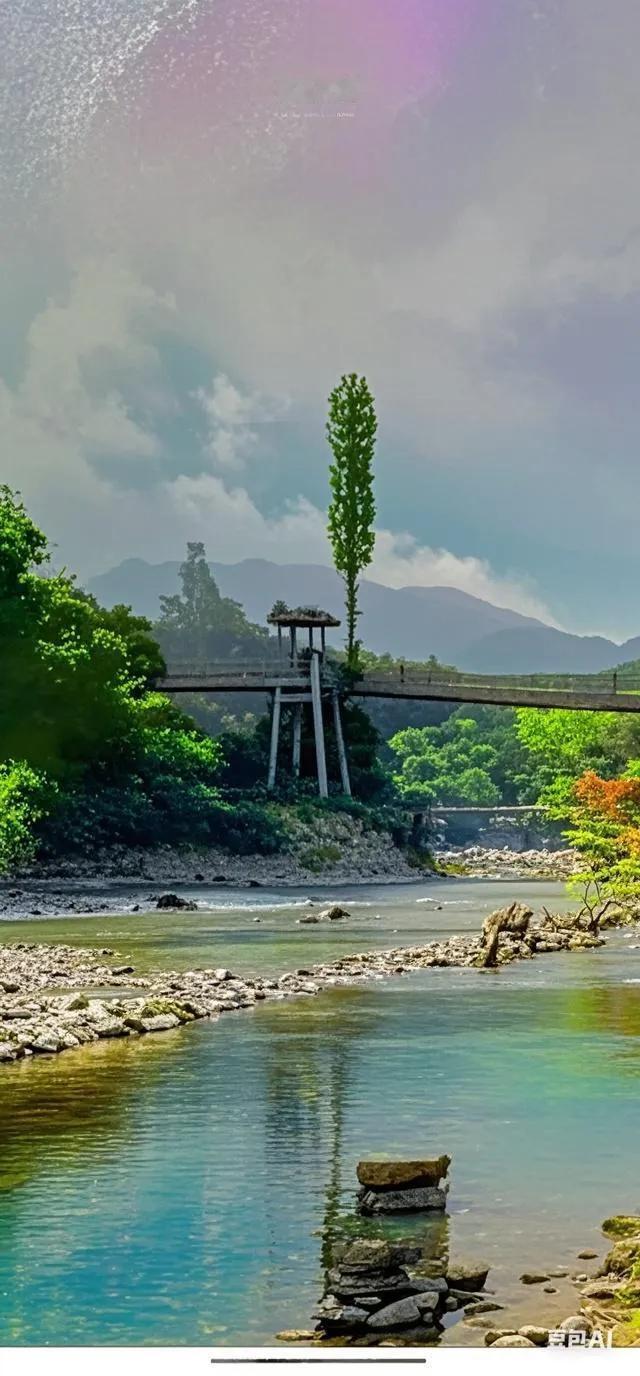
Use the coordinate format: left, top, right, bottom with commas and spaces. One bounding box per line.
1, 877, 640, 1346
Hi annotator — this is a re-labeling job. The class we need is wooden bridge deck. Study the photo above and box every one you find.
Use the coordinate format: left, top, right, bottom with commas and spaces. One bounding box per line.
158, 664, 640, 713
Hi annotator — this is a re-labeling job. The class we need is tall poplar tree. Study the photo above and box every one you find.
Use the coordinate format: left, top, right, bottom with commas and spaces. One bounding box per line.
326, 374, 377, 669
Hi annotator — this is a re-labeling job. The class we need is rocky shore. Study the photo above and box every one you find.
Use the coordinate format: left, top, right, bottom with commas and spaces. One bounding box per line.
8, 813, 420, 897
437, 845, 582, 880
0, 844, 582, 919
480, 1213, 640, 1349
0, 901, 626, 1065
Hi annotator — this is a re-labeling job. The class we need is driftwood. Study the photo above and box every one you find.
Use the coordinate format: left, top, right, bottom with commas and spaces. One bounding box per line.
478, 902, 533, 969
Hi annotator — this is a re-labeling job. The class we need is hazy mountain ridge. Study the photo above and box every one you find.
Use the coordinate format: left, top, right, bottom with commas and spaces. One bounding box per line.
88, 558, 635, 673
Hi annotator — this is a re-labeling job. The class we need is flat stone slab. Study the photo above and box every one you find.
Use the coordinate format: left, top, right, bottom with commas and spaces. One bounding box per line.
357, 1156, 450, 1190
367, 1296, 422, 1329
360, 1184, 448, 1214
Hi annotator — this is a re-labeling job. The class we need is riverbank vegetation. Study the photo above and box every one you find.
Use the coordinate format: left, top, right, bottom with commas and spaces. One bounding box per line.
0, 487, 285, 871
4, 477, 640, 894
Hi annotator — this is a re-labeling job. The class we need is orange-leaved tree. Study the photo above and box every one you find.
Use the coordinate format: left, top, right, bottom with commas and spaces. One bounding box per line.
565, 768, 640, 925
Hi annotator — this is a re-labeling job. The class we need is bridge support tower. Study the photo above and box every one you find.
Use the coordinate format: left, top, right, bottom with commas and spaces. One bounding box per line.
264, 605, 351, 798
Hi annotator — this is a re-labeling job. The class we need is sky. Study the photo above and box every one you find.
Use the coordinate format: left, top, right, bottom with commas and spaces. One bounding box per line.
2, 0, 640, 639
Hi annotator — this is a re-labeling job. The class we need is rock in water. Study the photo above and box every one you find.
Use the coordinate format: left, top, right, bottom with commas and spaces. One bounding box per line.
446, 1262, 490, 1292
319, 905, 350, 921
519, 1325, 549, 1346
357, 1157, 450, 1190
366, 1296, 423, 1329
338, 1240, 399, 1273
156, 893, 198, 911
316, 1234, 454, 1339
360, 1185, 448, 1214
276, 1330, 318, 1343
601, 1215, 640, 1239
558, 1315, 593, 1339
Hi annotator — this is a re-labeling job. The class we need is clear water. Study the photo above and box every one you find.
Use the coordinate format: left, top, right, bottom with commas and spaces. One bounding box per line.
1, 878, 640, 1347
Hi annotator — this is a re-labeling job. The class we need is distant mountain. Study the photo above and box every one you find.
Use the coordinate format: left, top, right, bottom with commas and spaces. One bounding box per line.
88, 557, 635, 673
458, 626, 625, 675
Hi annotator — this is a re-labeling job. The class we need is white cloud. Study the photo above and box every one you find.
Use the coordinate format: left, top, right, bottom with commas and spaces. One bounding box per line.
0, 258, 563, 627
157, 474, 561, 625
8, 0, 640, 634
369, 529, 561, 625
196, 373, 290, 470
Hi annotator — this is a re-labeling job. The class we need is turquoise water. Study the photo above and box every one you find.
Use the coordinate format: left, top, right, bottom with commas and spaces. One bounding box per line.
1, 879, 640, 1346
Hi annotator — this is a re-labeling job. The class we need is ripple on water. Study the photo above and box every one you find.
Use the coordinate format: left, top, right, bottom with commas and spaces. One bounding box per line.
0, 880, 639, 1345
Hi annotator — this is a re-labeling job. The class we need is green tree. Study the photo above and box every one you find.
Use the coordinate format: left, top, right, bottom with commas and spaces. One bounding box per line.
89, 601, 165, 689
157, 541, 267, 663
0, 489, 284, 870
388, 717, 501, 806
326, 374, 377, 670
515, 708, 621, 805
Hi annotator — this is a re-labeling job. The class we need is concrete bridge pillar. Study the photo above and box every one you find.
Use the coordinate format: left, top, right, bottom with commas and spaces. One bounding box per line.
267, 687, 282, 791
310, 653, 328, 799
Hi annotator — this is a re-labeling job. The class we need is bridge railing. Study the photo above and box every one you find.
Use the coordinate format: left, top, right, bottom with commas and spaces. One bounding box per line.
351, 668, 640, 694
161, 660, 311, 680
159, 661, 640, 697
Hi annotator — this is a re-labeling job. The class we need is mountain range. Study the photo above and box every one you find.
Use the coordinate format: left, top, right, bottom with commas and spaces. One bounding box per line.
88, 558, 640, 674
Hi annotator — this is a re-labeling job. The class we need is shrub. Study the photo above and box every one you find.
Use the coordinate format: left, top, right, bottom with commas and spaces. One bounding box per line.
0, 763, 56, 872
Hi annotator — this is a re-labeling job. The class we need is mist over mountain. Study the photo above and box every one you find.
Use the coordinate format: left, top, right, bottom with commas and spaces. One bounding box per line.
88, 558, 636, 674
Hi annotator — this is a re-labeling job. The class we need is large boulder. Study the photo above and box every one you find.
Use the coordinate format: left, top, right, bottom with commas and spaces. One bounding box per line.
519, 1325, 549, 1346
366, 1296, 423, 1329
156, 893, 198, 911
357, 1157, 450, 1190
446, 1261, 490, 1292
602, 1215, 640, 1239
598, 1239, 640, 1277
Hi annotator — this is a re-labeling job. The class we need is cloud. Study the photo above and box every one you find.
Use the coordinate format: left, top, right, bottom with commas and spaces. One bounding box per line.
196, 373, 290, 470
157, 474, 560, 625
369, 529, 560, 625
6, 1, 640, 634
0, 249, 574, 629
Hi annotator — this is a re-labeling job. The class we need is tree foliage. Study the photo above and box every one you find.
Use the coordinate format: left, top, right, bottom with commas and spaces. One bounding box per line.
0, 490, 283, 870
559, 767, 640, 912
326, 374, 377, 669
389, 717, 502, 806
157, 542, 267, 663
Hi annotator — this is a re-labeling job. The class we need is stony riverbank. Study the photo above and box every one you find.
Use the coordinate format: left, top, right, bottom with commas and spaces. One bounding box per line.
0, 901, 627, 1065
3, 818, 421, 916
480, 1213, 640, 1348
0, 844, 581, 920
437, 845, 582, 880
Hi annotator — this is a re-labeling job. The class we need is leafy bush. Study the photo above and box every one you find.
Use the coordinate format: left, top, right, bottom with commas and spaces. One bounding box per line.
0, 763, 56, 871
0, 489, 286, 869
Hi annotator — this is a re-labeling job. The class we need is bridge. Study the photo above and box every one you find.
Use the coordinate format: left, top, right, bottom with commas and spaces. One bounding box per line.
157, 659, 640, 800
159, 663, 640, 713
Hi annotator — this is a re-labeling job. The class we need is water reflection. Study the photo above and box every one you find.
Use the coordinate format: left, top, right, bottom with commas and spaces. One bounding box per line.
0, 910, 639, 1344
